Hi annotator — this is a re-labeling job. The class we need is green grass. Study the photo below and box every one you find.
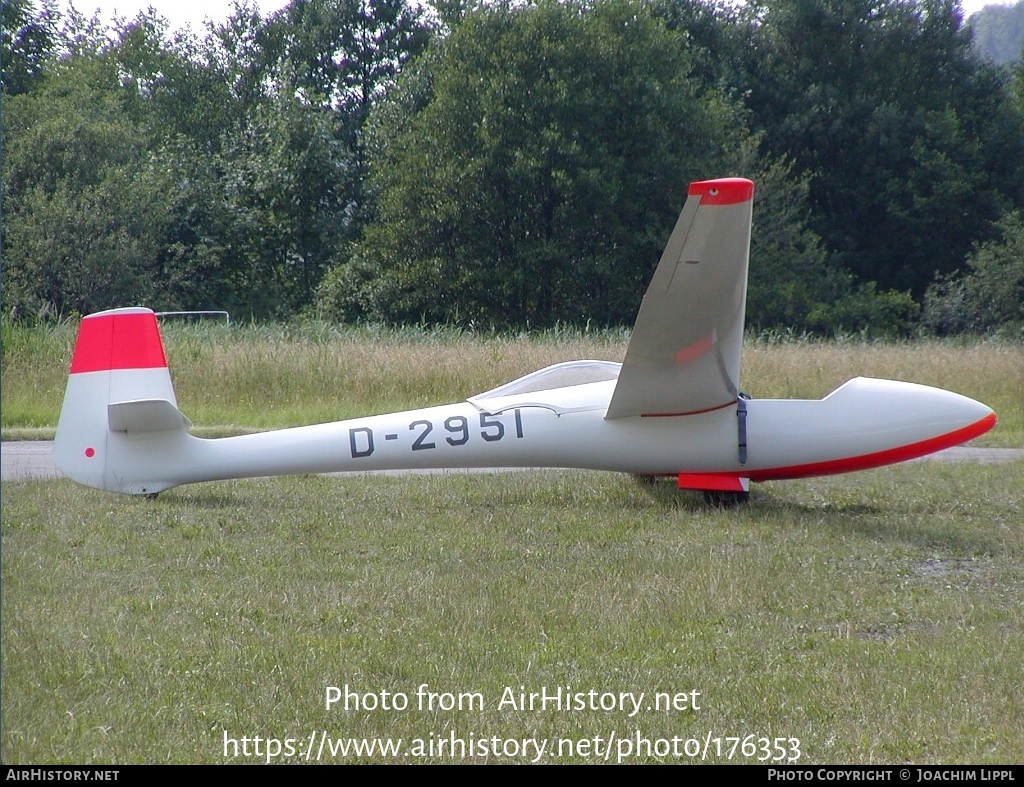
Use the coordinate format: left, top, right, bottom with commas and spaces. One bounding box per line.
3, 320, 1021, 762
3, 462, 1022, 763
2, 320, 1022, 444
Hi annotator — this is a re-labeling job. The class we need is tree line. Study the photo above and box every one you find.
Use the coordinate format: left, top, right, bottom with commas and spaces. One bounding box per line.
969, 0, 1024, 66
3, 0, 1023, 334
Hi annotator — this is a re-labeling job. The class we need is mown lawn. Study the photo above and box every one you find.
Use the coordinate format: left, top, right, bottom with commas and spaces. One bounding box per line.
3, 460, 1022, 763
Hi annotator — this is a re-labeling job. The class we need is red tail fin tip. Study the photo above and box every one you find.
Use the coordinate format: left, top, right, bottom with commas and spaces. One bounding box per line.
69, 308, 167, 374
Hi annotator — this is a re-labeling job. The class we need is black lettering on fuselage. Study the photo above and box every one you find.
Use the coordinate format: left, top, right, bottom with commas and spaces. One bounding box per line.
349, 427, 375, 458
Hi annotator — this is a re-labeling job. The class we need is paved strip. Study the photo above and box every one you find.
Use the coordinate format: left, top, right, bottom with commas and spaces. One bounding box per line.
3, 442, 1022, 483
2, 442, 65, 481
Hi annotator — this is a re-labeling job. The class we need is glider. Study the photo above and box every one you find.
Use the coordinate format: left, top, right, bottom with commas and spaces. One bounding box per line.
53, 178, 996, 501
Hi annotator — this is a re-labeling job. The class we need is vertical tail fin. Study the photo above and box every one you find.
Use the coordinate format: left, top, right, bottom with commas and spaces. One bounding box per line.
53, 308, 189, 494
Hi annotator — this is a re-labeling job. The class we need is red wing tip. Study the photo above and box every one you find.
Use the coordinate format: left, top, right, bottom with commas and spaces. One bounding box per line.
688, 178, 754, 205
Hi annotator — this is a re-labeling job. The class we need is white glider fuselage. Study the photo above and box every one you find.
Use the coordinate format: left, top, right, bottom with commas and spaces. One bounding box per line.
54, 358, 993, 496
52, 177, 996, 498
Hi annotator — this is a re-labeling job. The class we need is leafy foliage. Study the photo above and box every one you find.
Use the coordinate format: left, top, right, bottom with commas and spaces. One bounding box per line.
2, 0, 427, 320
2, 45, 168, 318
968, 0, 1024, 65
746, 158, 918, 335
2, 0, 1023, 335
262, 0, 432, 114
737, 0, 1024, 296
319, 0, 751, 327
922, 211, 1024, 335
0, 0, 59, 96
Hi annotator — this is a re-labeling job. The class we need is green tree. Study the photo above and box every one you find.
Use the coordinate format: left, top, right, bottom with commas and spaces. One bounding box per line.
320, 0, 752, 327
266, 0, 432, 114
2, 4, 374, 320
218, 87, 353, 317
968, 0, 1024, 65
922, 210, 1024, 335
2, 47, 169, 317
651, 0, 746, 91
745, 156, 918, 335
257, 0, 434, 227
127, 77, 354, 319
738, 0, 1024, 297
1, 0, 59, 96
4, 169, 169, 319
109, 13, 241, 152
1013, 42, 1024, 109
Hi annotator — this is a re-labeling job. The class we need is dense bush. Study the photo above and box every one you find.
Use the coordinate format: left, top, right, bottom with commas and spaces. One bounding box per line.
923, 211, 1024, 336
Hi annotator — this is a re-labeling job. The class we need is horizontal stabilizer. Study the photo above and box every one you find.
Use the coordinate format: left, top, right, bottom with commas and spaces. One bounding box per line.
108, 399, 191, 433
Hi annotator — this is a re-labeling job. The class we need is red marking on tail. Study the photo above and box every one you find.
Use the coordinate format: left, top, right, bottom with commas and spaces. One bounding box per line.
69, 310, 167, 374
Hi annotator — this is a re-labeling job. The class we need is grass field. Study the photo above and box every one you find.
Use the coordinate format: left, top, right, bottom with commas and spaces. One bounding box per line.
2, 323, 1022, 763
2, 463, 1022, 763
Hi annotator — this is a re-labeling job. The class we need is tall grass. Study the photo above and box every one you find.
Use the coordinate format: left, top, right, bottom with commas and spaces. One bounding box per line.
1, 320, 77, 431
2, 318, 1020, 443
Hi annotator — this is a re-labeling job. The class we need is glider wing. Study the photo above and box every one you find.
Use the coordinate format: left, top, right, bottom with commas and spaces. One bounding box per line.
605, 178, 754, 419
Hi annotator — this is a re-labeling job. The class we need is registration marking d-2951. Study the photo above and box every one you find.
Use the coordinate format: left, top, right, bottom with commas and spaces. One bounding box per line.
348, 409, 526, 459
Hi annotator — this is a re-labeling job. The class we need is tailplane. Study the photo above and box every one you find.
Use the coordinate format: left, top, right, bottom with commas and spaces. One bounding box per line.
53, 308, 190, 494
